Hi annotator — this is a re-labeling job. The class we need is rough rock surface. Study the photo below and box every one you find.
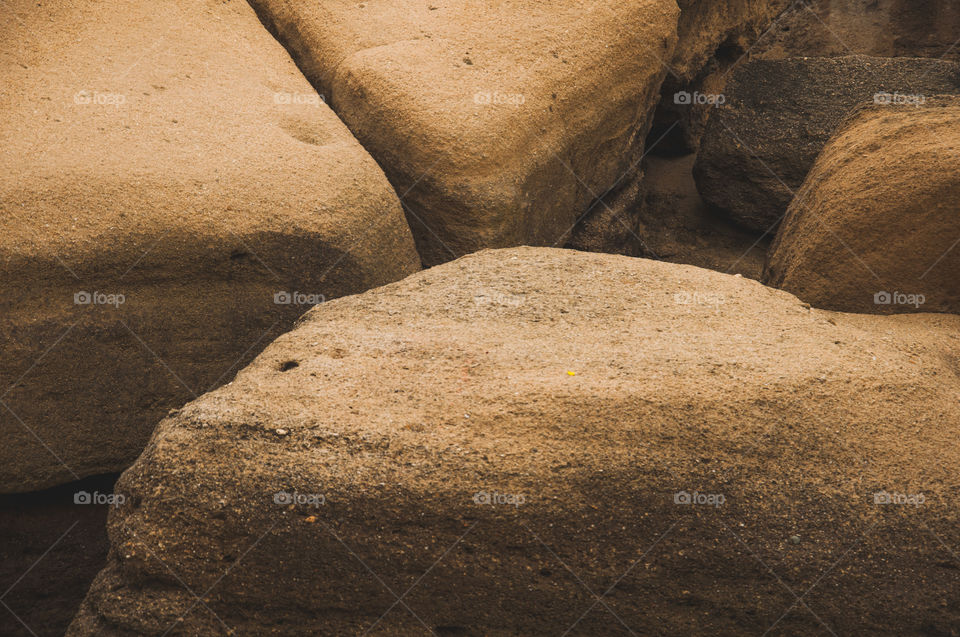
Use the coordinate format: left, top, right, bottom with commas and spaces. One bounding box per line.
757, 0, 960, 61
647, 0, 791, 154
694, 55, 960, 232
249, 0, 678, 265
671, 0, 792, 82
765, 96, 960, 315
248, 0, 789, 264
71, 248, 960, 636
0, 0, 420, 492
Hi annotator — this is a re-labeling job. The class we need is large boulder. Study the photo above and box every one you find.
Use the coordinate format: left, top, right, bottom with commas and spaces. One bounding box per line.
248, 0, 789, 264
70, 248, 960, 636
765, 96, 960, 315
693, 55, 960, 232
0, 0, 420, 492
249, 0, 677, 265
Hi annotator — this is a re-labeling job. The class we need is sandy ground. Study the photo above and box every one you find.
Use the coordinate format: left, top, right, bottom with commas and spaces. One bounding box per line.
640, 154, 768, 278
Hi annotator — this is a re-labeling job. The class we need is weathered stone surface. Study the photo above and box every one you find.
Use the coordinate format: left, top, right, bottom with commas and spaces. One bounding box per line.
757, 0, 960, 61
694, 55, 960, 232
71, 248, 960, 636
671, 0, 792, 81
647, 0, 792, 155
0, 0, 420, 492
251, 0, 788, 263
765, 96, 960, 315
249, 0, 684, 265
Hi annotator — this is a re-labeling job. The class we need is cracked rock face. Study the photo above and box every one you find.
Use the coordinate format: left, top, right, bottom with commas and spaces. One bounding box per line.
650, 0, 791, 154
70, 248, 960, 636
671, 0, 791, 81
0, 0, 420, 493
765, 96, 960, 315
694, 55, 960, 232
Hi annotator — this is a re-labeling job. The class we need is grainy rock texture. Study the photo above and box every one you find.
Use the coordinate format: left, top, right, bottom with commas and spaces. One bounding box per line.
765, 97, 960, 315
248, 0, 679, 265
71, 248, 960, 636
671, 0, 792, 82
757, 0, 960, 61
694, 55, 960, 232
0, 0, 420, 493
248, 0, 789, 264
648, 0, 791, 154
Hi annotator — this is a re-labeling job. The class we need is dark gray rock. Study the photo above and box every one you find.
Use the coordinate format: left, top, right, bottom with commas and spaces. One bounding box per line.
693, 55, 960, 232
754, 0, 960, 62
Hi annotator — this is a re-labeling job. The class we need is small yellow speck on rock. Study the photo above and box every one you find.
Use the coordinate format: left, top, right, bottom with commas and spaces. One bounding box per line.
567, 371, 576, 376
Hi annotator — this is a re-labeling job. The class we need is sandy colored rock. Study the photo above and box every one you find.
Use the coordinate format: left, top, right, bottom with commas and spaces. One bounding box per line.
249, 0, 679, 265
0, 0, 420, 492
756, 0, 960, 61
70, 248, 960, 636
251, 0, 787, 264
765, 96, 960, 315
694, 55, 960, 232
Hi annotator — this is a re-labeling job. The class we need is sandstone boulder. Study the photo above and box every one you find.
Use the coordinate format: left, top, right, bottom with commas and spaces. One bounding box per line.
249, 0, 678, 265
71, 248, 960, 636
249, 0, 790, 264
694, 55, 960, 232
0, 0, 420, 492
765, 96, 960, 315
